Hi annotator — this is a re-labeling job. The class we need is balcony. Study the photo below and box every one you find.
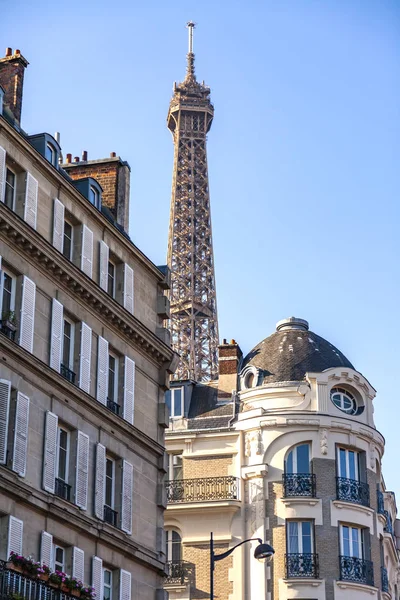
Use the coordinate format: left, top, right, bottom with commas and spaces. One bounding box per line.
107, 398, 120, 416
60, 363, 76, 384
164, 561, 189, 586
166, 476, 239, 504
104, 505, 118, 527
377, 489, 385, 515
383, 510, 394, 536
0, 320, 16, 341
285, 553, 319, 578
339, 556, 374, 587
336, 477, 370, 507
0, 560, 80, 600
381, 566, 389, 593
282, 473, 316, 498
55, 478, 71, 502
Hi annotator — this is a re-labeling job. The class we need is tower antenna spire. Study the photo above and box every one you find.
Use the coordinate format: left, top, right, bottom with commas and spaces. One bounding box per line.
185, 21, 196, 80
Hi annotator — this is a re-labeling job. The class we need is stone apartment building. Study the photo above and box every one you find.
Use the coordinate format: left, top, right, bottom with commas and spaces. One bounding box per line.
164, 317, 400, 600
0, 48, 177, 600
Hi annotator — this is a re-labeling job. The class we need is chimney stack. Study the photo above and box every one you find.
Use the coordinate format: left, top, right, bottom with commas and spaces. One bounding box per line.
0, 48, 29, 126
217, 339, 242, 394
82, 150, 88, 162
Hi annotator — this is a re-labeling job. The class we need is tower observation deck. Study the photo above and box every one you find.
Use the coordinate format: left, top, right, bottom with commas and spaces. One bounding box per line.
167, 22, 219, 381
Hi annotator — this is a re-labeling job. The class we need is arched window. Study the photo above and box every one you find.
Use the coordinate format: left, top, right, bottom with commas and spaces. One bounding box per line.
166, 530, 182, 562
330, 387, 358, 415
285, 444, 311, 474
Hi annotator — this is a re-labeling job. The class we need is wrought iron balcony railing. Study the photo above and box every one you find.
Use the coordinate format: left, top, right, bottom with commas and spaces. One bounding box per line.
377, 489, 385, 515
381, 566, 389, 593
60, 363, 76, 384
285, 553, 319, 578
104, 505, 118, 527
164, 561, 188, 585
282, 473, 316, 498
384, 510, 394, 538
336, 477, 370, 507
166, 476, 239, 503
0, 320, 16, 341
339, 555, 374, 587
107, 398, 120, 415
55, 477, 71, 502
0, 560, 80, 600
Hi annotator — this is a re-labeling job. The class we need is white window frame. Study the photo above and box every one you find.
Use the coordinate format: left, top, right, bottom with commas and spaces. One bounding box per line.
285, 443, 311, 475
168, 387, 184, 418
166, 530, 182, 562
103, 568, 112, 600
105, 457, 115, 509
5, 167, 16, 210
337, 447, 359, 481
168, 453, 183, 481
108, 353, 119, 403
90, 186, 100, 209
46, 143, 56, 166
0, 268, 16, 317
63, 219, 74, 261
331, 387, 357, 415
340, 524, 363, 558
53, 544, 66, 572
286, 520, 314, 554
0, 88, 3, 114
62, 317, 75, 370
56, 426, 70, 483
107, 260, 116, 298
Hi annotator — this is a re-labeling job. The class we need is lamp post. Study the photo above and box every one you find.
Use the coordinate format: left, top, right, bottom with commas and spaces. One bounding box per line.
209, 532, 275, 600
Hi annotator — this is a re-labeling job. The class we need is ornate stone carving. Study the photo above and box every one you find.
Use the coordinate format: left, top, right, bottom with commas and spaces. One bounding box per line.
320, 428, 328, 455
245, 478, 265, 535
369, 443, 375, 469
245, 430, 263, 458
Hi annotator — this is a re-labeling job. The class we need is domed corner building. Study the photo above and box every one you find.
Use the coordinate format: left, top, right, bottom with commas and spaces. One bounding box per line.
163, 317, 400, 600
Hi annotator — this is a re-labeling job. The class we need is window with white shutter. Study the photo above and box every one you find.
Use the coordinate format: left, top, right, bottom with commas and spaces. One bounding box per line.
94, 443, 106, 519
75, 431, 89, 510
0, 379, 11, 465
92, 556, 103, 600
40, 531, 53, 567
119, 569, 131, 600
81, 225, 93, 278
53, 199, 65, 253
19, 275, 36, 353
72, 547, 85, 582
0, 146, 5, 204
99, 242, 109, 292
121, 460, 133, 535
79, 322, 92, 393
24, 173, 38, 229
7, 516, 23, 558
97, 336, 109, 406
123, 357, 135, 425
123, 264, 134, 314
12, 392, 30, 477
50, 299, 63, 372
43, 411, 58, 493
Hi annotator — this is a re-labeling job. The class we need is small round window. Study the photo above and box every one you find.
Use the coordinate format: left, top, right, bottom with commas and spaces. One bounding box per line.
330, 387, 357, 415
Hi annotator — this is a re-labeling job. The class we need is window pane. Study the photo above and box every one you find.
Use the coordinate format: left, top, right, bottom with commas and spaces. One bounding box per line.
352, 528, 360, 558
108, 356, 116, 400
2, 274, 12, 315
301, 522, 312, 553
172, 455, 182, 480
171, 531, 182, 561
105, 459, 113, 507
339, 449, 346, 478
288, 522, 299, 553
296, 444, 310, 473
63, 222, 72, 260
342, 526, 350, 556
348, 451, 357, 480
107, 262, 115, 296
165, 391, 171, 416
5, 169, 15, 209
173, 389, 182, 417
63, 321, 71, 367
58, 429, 68, 481
286, 450, 293, 474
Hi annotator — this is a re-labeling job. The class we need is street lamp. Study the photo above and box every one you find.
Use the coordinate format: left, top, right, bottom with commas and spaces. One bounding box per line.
209, 532, 274, 600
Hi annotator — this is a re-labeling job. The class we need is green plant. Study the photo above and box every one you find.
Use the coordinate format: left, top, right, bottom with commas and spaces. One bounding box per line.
2, 310, 17, 326
11, 593, 25, 600
49, 570, 65, 586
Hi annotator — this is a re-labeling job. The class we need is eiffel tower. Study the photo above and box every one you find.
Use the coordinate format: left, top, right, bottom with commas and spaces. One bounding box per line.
167, 22, 219, 381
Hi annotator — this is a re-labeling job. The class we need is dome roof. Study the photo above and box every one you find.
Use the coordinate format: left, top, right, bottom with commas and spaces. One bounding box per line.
242, 317, 354, 385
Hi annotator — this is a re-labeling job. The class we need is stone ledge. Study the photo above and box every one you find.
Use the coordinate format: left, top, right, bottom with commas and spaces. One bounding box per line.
281, 497, 320, 507
335, 580, 378, 595
241, 464, 268, 479
283, 578, 324, 587
332, 499, 374, 517
167, 501, 241, 515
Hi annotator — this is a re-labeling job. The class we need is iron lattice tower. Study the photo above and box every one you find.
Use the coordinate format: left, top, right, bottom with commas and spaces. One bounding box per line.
167, 23, 219, 382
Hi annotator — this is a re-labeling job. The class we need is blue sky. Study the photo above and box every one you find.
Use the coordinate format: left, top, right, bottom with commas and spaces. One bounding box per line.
3, 1, 400, 496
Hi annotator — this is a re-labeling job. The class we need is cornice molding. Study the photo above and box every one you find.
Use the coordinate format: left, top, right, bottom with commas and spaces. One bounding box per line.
0, 203, 176, 370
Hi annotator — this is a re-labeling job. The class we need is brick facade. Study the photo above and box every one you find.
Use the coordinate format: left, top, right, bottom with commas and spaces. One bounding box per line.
0, 49, 28, 125
183, 455, 234, 479
183, 543, 233, 600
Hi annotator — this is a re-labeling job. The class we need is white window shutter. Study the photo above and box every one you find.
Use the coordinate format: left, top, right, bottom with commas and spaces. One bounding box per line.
0, 379, 11, 465
12, 392, 30, 477
99, 241, 109, 292
79, 322, 92, 393
119, 569, 131, 600
92, 556, 103, 600
72, 547, 85, 581
7, 516, 23, 558
121, 460, 133, 535
123, 264, 134, 314
81, 225, 93, 278
40, 531, 53, 567
96, 336, 109, 406
0, 146, 6, 203
43, 411, 58, 493
19, 275, 36, 353
94, 443, 106, 519
50, 299, 63, 372
53, 198, 65, 252
75, 431, 89, 510
24, 172, 38, 229
123, 357, 135, 425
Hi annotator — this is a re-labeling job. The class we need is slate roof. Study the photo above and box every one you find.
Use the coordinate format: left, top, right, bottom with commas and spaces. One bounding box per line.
187, 383, 236, 430
242, 325, 354, 385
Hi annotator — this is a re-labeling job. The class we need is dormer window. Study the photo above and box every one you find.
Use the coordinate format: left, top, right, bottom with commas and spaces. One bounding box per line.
46, 143, 57, 166
330, 387, 358, 415
89, 185, 100, 209
166, 387, 184, 418
0, 87, 4, 115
